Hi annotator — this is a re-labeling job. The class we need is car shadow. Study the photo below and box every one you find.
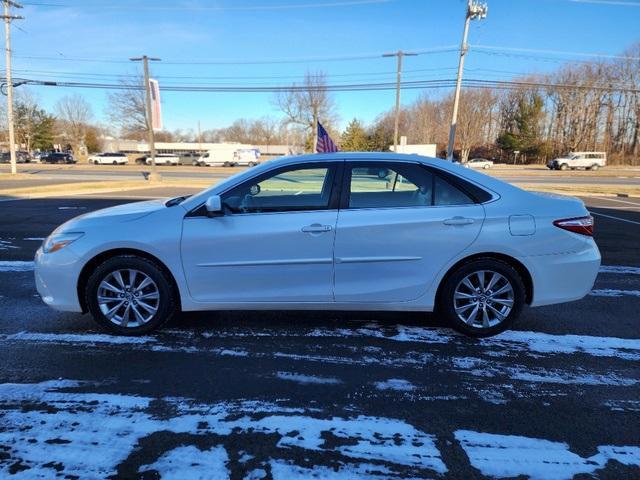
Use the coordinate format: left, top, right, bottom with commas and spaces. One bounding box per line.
171, 309, 448, 333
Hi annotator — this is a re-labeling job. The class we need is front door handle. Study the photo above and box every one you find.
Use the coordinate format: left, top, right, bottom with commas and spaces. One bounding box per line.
443, 217, 475, 226
302, 224, 332, 233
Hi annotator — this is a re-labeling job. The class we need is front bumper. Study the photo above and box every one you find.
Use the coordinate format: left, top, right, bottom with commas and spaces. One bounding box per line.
34, 247, 83, 312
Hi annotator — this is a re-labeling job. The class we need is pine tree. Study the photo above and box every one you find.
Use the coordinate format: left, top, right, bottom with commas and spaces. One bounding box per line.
340, 119, 369, 151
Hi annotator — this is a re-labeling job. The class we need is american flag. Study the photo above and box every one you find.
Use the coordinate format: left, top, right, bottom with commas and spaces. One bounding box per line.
316, 121, 339, 153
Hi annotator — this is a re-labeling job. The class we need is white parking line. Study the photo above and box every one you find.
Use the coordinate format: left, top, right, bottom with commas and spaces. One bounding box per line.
590, 196, 640, 207
590, 211, 640, 225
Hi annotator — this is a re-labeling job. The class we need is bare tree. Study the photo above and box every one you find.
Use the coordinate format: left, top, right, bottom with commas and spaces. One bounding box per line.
55, 93, 93, 155
274, 71, 337, 151
106, 76, 147, 139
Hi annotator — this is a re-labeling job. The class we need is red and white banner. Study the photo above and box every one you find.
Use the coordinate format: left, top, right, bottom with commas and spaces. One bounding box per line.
149, 78, 163, 131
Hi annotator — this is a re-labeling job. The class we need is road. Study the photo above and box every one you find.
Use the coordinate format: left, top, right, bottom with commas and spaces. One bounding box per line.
0, 190, 639, 479
2, 163, 640, 190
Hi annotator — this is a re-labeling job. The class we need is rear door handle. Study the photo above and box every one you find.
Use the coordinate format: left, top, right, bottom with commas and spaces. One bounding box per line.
443, 217, 475, 226
302, 224, 332, 233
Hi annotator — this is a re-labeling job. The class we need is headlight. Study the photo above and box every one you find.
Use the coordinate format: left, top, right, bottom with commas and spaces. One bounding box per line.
43, 232, 84, 254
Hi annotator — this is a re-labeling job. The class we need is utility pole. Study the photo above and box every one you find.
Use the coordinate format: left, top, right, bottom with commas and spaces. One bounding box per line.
446, 0, 488, 161
2, 0, 23, 176
383, 50, 417, 151
130, 55, 161, 181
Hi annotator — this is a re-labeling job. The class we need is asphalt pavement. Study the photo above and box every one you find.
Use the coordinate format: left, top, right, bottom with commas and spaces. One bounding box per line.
0, 191, 639, 479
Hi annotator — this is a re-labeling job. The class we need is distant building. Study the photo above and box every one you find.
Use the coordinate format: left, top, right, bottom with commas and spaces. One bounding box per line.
388, 143, 437, 157
101, 139, 303, 158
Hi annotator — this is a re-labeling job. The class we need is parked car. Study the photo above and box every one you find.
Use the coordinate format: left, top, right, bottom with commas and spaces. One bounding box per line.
464, 158, 494, 170
0, 151, 30, 163
35, 153, 600, 338
146, 154, 179, 166
547, 152, 606, 171
134, 156, 147, 165
88, 152, 129, 165
178, 152, 202, 166
31, 151, 51, 163
41, 152, 76, 164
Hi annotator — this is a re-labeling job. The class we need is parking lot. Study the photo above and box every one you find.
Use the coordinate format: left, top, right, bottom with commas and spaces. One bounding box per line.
0, 190, 639, 479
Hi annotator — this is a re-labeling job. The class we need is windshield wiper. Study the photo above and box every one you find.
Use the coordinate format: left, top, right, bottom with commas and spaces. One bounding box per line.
165, 195, 191, 207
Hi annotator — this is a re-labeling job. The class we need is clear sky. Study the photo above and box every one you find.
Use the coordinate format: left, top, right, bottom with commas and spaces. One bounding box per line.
6, 0, 640, 132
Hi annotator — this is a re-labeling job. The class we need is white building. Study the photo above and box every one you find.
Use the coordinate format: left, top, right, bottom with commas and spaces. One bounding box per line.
101, 139, 302, 158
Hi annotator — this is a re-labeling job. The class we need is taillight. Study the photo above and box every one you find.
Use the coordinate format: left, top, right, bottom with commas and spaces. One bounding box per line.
553, 216, 594, 236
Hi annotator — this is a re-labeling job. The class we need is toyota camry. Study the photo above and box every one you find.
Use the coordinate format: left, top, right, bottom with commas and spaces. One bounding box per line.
35, 153, 600, 337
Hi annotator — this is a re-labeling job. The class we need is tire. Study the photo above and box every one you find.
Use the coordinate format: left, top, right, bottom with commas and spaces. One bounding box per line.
112, 160, 117, 165
559, 163, 568, 171
438, 258, 526, 337
483, 164, 489, 169
85, 255, 178, 335
590, 164, 599, 171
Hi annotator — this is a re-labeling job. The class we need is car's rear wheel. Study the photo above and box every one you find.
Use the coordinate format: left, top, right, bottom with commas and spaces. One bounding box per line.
590, 164, 599, 171
85, 255, 177, 335
438, 258, 525, 337
559, 163, 568, 171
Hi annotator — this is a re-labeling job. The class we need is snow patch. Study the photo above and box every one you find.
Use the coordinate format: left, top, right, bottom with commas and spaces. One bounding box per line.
4, 331, 157, 345
276, 371, 342, 385
270, 460, 395, 479
138, 445, 230, 480
599, 265, 640, 275
456, 430, 640, 480
374, 378, 416, 392
0, 260, 33, 272
590, 289, 640, 298
0, 239, 19, 251
489, 330, 640, 361
0, 379, 447, 478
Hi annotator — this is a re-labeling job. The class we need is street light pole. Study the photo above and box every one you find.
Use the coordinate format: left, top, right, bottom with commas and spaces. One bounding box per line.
2, 0, 23, 176
130, 55, 161, 181
446, 0, 488, 162
383, 50, 417, 152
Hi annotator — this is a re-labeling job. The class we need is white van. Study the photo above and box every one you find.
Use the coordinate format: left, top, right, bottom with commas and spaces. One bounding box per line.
233, 148, 261, 167
547, 152, 606, 171
196, 152, 234, 167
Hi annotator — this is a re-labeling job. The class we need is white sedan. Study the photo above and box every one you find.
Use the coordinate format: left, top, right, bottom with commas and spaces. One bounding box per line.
464, 158, 494, 169
88, 153, 129, 165
34, 153, 600, 337
146, 154, 179, 166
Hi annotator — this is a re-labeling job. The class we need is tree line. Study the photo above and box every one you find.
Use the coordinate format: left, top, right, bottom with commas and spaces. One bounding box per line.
339, 43, 640, 164
2, 42, 638, 164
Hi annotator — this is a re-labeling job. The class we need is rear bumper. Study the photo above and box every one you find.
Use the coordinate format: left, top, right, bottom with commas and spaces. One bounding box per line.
34, 247, 83, 312
524, 241, 601, 307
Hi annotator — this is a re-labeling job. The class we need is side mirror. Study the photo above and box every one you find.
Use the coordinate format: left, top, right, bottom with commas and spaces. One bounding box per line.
205, 195, 223, 217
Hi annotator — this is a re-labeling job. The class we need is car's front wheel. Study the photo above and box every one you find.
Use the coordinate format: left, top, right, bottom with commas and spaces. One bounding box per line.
85, 255, 178, 335
438, 258, 525, 337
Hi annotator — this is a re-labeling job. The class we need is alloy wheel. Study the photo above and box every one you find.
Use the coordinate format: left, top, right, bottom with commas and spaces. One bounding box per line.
453, 270, 514, 328
97, 269, 160, 328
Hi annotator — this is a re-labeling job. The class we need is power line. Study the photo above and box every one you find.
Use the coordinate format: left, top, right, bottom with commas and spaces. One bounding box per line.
8, 77, 638, 93
11, 46, 458, 65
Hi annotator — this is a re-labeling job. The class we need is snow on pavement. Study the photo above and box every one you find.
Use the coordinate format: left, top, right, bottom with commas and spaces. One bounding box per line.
0, 379, 447, 479
455, 430, 640, 480
0, 379, 637, 479
0, 261, 34, 272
